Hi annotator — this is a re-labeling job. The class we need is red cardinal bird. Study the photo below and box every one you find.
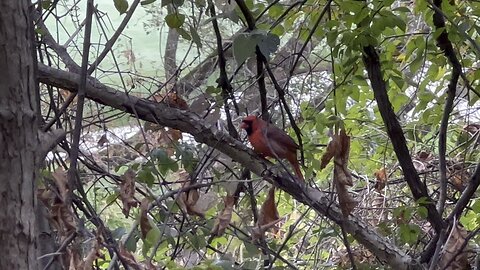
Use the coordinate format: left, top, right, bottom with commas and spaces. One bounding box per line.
240, 115, 304, 181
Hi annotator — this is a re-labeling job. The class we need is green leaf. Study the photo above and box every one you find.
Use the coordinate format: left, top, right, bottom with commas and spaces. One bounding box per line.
34, 27, 47, 36
254, 32, 280, 60
165, 13, 185, 28
271, 24, 285, 36
189, 25, 202, 48
471, 200, 480, 213
106, 192, 119, 205
113, 0, 129, 14
244, 241, 260, 257
140, 0, 156, 5
393, 7, 410, 13
125, 229, 139, 252
176, 27, 191, 40
194, 0, 206, 7
232, 33, 256, 64
180, 148, 197, 173
206, 86, 221, 95
138, 168, 155, 186
399, 223, 420, 244
189, 233, 207, 249
417, 206, 428, 219
42, 0, 53, 9
268, 4, 284, 18
161, 0, 184, 6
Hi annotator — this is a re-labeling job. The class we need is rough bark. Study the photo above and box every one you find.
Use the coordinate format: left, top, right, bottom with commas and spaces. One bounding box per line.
38, 64, 421, 269
0, 0, 39, 268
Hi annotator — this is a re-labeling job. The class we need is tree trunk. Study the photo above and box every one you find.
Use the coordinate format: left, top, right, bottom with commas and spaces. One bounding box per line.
0, 0, 39, 268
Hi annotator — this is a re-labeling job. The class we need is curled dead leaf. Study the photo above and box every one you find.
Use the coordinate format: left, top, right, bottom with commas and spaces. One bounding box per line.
176, 171, 205, 218
253, 186, 281, 240
320, 129, 357, 217
140, 198, 153, 239
40, 169, 77, 238
152, 92, 189, 110
97, 134, 109, 147
52, 168, 69, 202
438, 224, 471, 270
463, 123, 480, 134
77, 232, 104, 270
335, 179, 358, 217
119, 244, 143, 270
374, 168, 387, 192
211, 195, 235, 237
120, 169, 138, 217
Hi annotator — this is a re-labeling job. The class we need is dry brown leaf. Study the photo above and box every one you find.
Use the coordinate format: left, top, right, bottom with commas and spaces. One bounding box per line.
167, 128, 183, 142
119, 244, 143, 270
76, 232, 104, 270
140, 198, 153, 239
417, 151, 433, 161
51, 203, 77, 235
211, 195, 236, 237
145, 92, 188, 135
52, 168, 69, 202
374, 168, 387, 192
320, 129, 357, 216
438, 224, 471, 270
80, 243, 100, 270
450, 168, 469, 192
464, 123, 480, 134
67, 247, 81, 270
176, 171, 205, 218
335, 179, 358, 217
97, 134, 109, 147
40, 169, 77, 238
253, 186, 281, 240
320, 137, 338, 170
120, 169, 138, 217
152, 92, 189, 110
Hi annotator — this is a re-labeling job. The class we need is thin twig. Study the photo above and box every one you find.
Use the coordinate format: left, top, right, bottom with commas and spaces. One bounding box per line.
87, 0, 140, 74
41, 232, 77, 270
431, 0, 462, 216
67, 0, 94, 195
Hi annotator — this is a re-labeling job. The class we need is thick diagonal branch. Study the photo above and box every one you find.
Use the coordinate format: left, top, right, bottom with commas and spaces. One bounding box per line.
362, 45, 444, 233
431, 0, 462, 216
38, 64, 420, 269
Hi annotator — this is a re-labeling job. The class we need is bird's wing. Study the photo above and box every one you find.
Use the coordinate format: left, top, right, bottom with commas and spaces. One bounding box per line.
265, 125, 299, 151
